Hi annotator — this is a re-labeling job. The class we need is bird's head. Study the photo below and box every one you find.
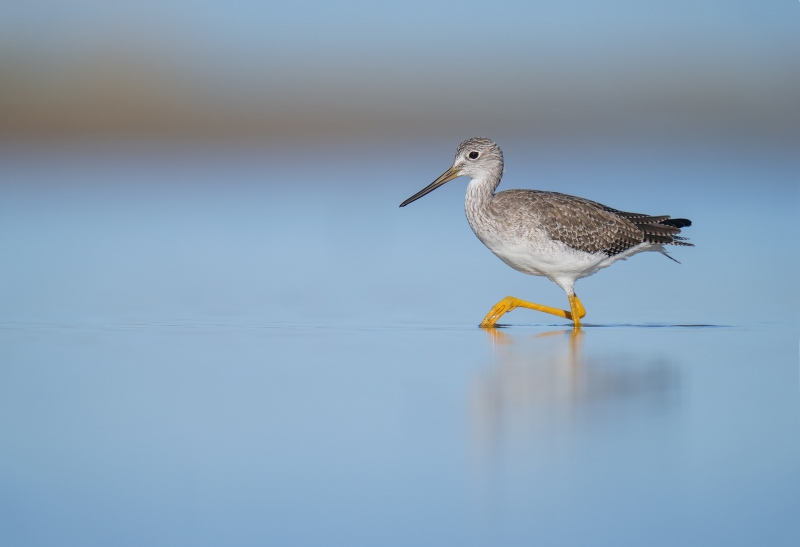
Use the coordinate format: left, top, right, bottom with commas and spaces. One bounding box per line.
400, 137, 503, 207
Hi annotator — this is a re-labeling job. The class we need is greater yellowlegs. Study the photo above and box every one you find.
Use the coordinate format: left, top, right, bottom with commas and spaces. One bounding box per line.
399, 137, 692, 328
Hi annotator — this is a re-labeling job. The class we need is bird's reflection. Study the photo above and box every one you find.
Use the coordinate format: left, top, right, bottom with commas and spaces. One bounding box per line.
471, 327, 680, 456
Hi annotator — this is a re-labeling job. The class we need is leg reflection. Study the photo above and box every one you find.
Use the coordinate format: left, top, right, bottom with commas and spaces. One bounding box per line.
471, 327, 679, 455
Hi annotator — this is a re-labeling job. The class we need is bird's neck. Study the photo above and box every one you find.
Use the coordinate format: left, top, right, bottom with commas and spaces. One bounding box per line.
465, 170, 501, 209
464, 171, 501, 233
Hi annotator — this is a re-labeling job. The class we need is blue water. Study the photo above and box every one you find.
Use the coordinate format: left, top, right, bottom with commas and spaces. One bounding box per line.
1, 140, 798, 545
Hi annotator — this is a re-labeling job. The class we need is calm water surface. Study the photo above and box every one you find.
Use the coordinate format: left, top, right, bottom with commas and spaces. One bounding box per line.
0, 142, 798, 545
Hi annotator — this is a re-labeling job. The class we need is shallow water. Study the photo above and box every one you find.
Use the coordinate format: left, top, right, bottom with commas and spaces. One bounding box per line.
0, 141, 798, 545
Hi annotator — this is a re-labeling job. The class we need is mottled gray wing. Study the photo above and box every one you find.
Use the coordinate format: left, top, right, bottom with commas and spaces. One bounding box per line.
579, 196, 693, 247
494, 190, 691, 256
527, 191, 645, 255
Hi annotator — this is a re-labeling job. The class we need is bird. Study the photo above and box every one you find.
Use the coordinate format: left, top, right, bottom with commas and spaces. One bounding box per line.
399, 137, 692, 328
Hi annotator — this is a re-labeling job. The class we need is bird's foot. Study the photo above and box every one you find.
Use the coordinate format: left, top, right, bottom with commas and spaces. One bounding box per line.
480, 296, 519, 328
480, 296, 578, 328
568, 294, 586, 328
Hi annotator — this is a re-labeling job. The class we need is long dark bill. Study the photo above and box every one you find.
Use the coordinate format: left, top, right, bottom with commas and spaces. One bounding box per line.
399, 166, 461, 207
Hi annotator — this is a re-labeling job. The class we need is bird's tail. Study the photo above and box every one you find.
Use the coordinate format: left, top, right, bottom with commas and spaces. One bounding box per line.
622, 215, 694, 247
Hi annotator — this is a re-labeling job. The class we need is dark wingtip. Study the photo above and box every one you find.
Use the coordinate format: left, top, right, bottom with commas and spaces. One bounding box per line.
663, 218, 692, 228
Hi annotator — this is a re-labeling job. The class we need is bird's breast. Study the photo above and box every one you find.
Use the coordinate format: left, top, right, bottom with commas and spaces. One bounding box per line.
465, 204, 550, 274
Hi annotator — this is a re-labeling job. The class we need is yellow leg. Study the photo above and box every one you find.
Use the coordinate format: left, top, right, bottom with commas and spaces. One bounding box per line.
568, 294, 586, 329
480, 296, 570, 327
480, 294, 587, 328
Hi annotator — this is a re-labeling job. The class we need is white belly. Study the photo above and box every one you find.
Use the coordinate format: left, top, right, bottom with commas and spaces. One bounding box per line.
478, 231, 657, 292
488, 239, 602, 278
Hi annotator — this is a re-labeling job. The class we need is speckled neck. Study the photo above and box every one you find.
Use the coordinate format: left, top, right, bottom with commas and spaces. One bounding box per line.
464, 170, 502, 233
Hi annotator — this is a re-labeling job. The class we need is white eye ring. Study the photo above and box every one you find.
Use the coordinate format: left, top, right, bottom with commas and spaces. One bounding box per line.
468, 151, 480, 160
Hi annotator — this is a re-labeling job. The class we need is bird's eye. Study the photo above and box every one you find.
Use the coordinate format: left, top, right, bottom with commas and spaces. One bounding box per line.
468, 151, 480, 160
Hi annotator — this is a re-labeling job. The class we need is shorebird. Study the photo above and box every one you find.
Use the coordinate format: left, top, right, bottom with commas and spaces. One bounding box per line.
399, 137, 692, 328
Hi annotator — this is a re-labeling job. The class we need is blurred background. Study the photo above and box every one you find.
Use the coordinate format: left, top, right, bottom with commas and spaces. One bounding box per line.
1, 2, 799, 546
1, 1, 797, 142
1, 0, 797, 327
